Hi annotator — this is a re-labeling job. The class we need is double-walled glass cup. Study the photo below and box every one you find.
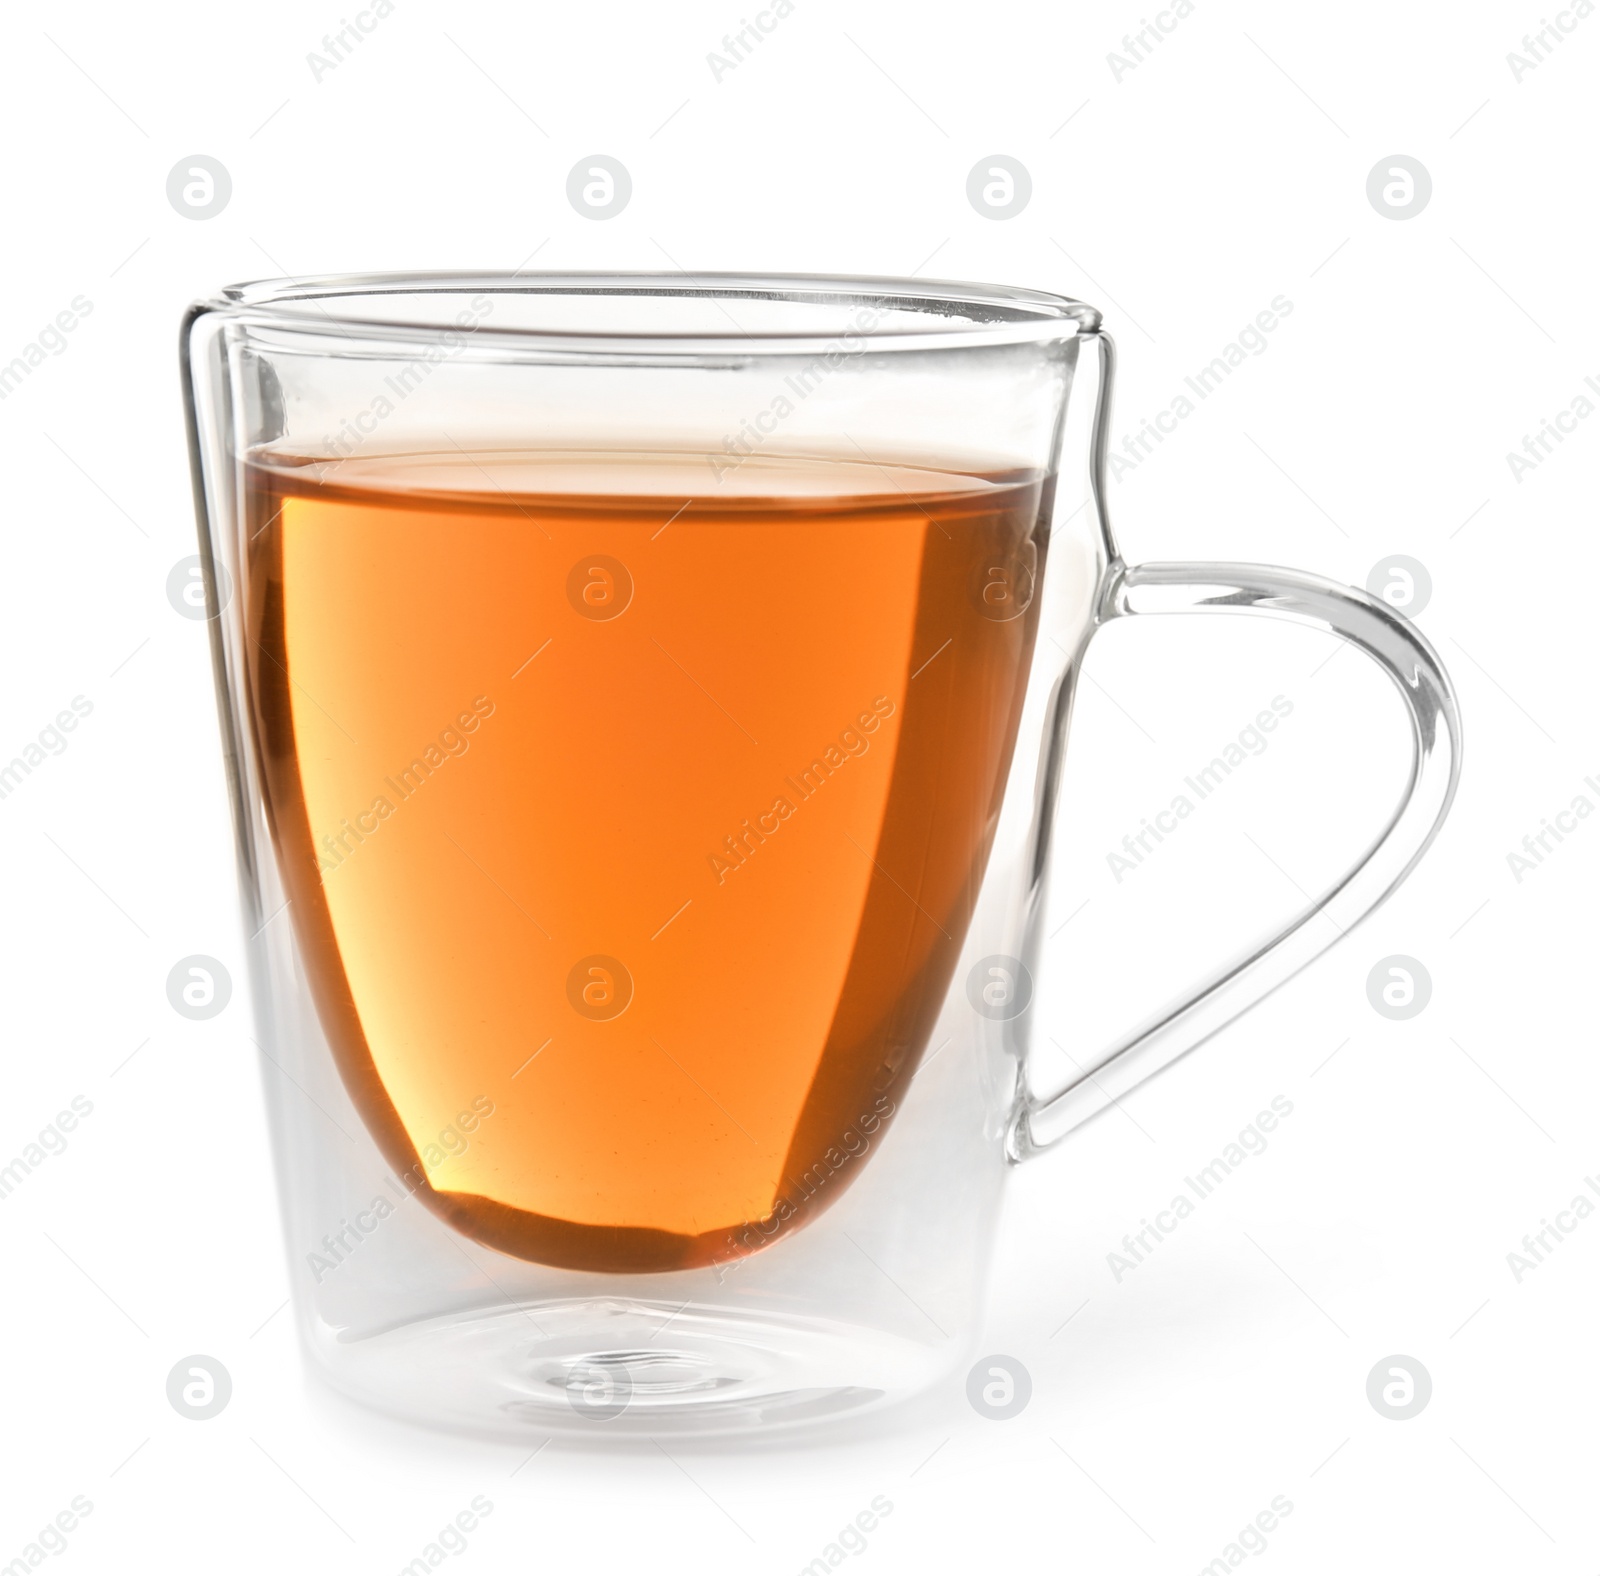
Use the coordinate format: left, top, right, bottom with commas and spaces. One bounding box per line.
182, 274, 1459, 1437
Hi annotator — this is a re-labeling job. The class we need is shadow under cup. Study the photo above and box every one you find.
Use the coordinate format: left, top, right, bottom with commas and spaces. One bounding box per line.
186, 274, 1101, 1434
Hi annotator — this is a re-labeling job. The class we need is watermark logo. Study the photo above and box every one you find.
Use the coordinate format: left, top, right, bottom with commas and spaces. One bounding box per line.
1505, 1176, 1600, 1281
1507, 7, 1595, 82
319, 697, 495, 877
966, 1354, 1031, 1419
1107, 697, 1294, 881
306, 0, 398, 82
167, 555, 232, 619
1366, 556, 1431, 617
3, 1499, 94, 1568
166, 956, 232, 1021
1366, 955, 1430, 1020
965, 955, 1033, 1020
1196, 1498, 1296, 1567
0, 1096, 94, 1202
1109, 298, 1295, 478
713, 1093, 896, 1275
566, 1362, 632, 1421
1506, 1179, 1600, 1280
567, 555, 633, 620
0, 296, 94, 403
0, 697, 94, 802
707, 699, 895, 885
1506, 774, 1600, 881
710, 305, 890, 482
399, 1498, 495, 1565
321, 296, 496, 457
166, 156, 231, 220
966, 156, 1031, 219
1108, 1097, 1294, 1281
1366, 1355, 1431, 1419
166, 1355, 232, 1419
1366, 156, 1431, 220
567, 156, 631, 219
1106, 1, 1198, 81
1505, 374, 1600, 482
969, 540, 1037, 620
796, 1498, 895, 1568
707, 0, 798, 81
306, 1099, 495, 1282
567, 956, 633, 1020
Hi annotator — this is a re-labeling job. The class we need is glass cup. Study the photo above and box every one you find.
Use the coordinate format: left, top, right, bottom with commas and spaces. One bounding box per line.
181, 273, 1459, 1438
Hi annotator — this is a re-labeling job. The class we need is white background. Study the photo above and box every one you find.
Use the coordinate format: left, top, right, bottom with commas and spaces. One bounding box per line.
2, 0, 1596, 1571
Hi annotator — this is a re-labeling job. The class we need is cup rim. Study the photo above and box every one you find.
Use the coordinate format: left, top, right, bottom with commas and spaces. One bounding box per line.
195, 270, 1102, 358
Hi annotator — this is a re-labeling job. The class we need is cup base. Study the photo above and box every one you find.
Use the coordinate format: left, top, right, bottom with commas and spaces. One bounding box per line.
308, 1297, 951, 1439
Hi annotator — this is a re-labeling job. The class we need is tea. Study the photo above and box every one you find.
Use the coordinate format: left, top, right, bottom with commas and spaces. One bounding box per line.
244, 447, 1048, 1272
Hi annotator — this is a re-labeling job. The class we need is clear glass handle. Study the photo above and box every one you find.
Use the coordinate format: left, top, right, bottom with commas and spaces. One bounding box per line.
1010, 557, 1463, 1158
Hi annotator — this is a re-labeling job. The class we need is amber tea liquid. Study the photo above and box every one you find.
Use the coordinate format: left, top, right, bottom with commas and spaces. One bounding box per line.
244, 448, 1049, 1273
